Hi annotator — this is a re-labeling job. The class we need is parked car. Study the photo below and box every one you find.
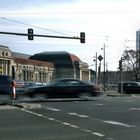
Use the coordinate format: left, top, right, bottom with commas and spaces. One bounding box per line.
25, 78, 102, 99
0, 75, 15, 95
118, 81, 140, 94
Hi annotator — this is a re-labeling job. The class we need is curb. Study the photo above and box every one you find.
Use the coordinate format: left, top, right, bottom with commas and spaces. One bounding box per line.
106, 94, 128, 97
15, 103, 42, 109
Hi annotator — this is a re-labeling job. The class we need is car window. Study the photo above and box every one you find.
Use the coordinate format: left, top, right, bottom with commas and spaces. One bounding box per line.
66, 81, 81, 86
125, 83, 132, 87
132, 83, 139, 87
54, 81, 67, 86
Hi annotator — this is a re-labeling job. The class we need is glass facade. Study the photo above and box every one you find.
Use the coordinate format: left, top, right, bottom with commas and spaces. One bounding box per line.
136, 30, 140, 51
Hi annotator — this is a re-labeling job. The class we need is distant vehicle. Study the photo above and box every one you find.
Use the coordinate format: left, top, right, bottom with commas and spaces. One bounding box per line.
118, 81, 140, 94
16, 81, 44, 95
25, 78, 102, 99
0, 75, 15, 95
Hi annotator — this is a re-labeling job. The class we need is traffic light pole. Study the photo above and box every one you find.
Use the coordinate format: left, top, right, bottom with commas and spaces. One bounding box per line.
0, 31, 85, 43
119, 57, 123, 94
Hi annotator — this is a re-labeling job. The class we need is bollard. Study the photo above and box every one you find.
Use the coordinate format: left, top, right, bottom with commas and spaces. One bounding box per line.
11, 80, 16, 106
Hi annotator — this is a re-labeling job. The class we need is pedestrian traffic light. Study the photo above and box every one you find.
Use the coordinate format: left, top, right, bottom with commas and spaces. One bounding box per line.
80, 32, 85, 43
28, 28, 33, 40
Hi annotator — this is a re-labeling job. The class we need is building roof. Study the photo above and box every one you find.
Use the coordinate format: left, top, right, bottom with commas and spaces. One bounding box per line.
12, 52, 31, 59
30, 51, 81, 63
14, 57, 54, 68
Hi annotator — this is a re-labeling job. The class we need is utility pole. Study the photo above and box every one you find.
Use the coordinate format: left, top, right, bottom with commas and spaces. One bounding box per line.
95, 52, 98, 84
101, 44, 106, 91
119, 57, 123, 94
103, 44, 106, 91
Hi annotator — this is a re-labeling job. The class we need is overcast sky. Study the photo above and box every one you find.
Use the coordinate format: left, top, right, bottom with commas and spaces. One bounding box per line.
0, 0, 140, 71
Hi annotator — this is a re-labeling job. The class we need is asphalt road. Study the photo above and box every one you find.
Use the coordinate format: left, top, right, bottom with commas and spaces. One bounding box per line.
0, 95, 140, 140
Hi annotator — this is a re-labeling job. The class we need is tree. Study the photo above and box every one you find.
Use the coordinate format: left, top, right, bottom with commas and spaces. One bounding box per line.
122, 49, 140, 81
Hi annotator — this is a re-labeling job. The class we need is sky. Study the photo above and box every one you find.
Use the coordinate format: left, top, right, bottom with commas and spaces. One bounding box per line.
0, 0, 140, 71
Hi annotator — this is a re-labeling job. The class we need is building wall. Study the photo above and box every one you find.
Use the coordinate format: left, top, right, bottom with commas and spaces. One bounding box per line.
0, 45, 14, 76
14, 58, 54, 83
0, 45, 54, 83
136, 30, 140, 80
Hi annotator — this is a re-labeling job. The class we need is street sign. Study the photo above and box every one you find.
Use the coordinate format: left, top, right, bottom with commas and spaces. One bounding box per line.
98, 55, 103, 61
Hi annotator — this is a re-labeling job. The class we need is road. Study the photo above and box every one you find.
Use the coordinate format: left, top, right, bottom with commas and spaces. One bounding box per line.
0, 95, 140, 140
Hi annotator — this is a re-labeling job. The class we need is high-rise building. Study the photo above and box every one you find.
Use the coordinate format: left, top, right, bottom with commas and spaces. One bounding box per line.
136, 30, 140, 51
136, 30, 140, 80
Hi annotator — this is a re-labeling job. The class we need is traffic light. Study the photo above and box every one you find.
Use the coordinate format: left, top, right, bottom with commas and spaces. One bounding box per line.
80, 32, 85, 43
28, 28, 34, 40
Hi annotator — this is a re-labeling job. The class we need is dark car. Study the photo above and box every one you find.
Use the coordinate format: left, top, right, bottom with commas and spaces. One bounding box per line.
118, 81, 140, 94
25, 78, 102, 99
0, 75, 14, 95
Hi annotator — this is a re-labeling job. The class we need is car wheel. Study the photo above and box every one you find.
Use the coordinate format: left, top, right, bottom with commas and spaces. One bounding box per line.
78, 92, 92, 100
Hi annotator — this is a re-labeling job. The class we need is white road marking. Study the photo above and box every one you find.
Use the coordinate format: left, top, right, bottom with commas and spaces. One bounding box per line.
62, 122, 71, 126
20, 108, 106, 138
45, 106, 136, 129
48, 117, 55, 121
46, 107, 61, 112
81, 129, 92, 133
129, 108, 140, 110
92, 132, 105, 137
94, 104, 104, 106
68, 112, 89, 118
103, 120, 135, 128
70, 124, 79, 128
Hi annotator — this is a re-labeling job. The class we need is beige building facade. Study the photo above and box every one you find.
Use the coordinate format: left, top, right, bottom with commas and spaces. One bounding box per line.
0, 45, 54, 83
0, 45, 14, 75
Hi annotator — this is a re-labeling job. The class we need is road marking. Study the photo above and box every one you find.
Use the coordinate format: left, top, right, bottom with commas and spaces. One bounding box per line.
20, 108, 106, 138
48, 117, 55, 121
81, 129, 92, 133
68, 112, 89, 118
62, 122, 71, 126
103, 120, 135, 128
70, 124, 79, 128
46, 107, 61, 112
94, 104, 104, 106
92, 132, 105, 137
129, 108, 140, 110
45, 106, 136, 129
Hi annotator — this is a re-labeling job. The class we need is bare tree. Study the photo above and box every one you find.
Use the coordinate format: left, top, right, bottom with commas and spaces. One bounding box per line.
122, 49, 140, 81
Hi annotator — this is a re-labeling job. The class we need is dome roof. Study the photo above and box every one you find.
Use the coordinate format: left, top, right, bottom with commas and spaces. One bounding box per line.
29, 51, 81, 63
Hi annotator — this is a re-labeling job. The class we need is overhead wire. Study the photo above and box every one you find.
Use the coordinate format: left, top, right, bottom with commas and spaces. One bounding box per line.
0, 17, 72, 36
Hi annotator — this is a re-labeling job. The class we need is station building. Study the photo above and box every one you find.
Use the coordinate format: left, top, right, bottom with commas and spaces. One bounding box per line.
0, 45, 95, 83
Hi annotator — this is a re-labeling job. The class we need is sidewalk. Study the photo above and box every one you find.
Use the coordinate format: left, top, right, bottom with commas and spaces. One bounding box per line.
105, 90, 129, 97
